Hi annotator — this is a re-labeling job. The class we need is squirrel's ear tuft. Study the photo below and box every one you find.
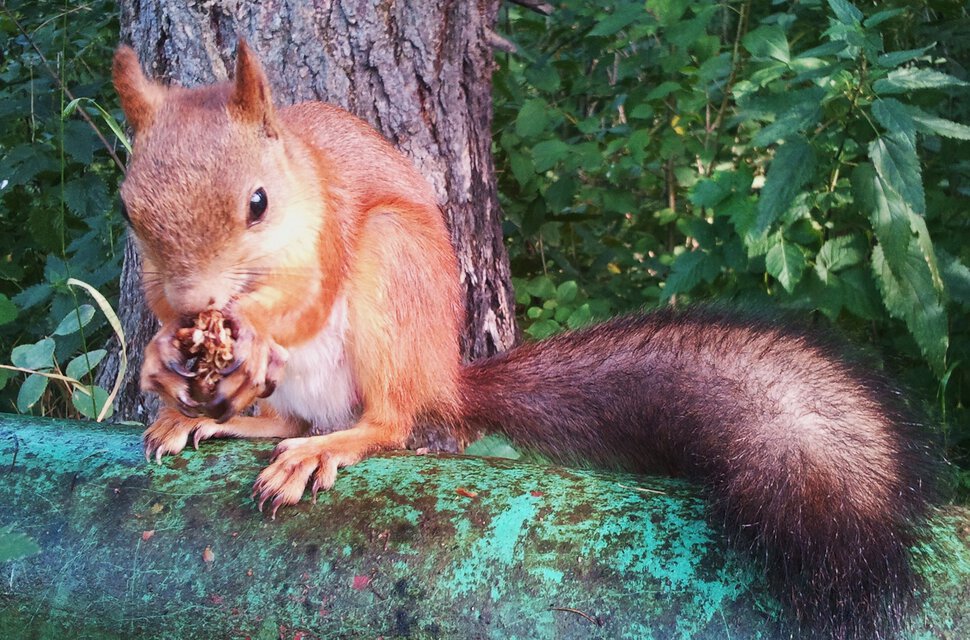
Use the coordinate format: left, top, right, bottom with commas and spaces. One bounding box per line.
230, 39, 280, 139
112, 45, 164, 133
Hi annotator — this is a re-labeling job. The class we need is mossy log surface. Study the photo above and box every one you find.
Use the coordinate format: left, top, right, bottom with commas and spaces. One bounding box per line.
0, 414, 967, 639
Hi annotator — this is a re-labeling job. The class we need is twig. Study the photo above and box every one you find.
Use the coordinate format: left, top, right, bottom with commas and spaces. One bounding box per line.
618, 483, 667, 495
550, 606, 602, 626
508, 0, 555, 16
704, 0, 751, 175
1, 4, 127, 173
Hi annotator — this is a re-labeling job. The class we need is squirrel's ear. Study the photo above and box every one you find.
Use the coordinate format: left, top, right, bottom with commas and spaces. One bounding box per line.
230, 39, 280, 139
112, 45, 164, 133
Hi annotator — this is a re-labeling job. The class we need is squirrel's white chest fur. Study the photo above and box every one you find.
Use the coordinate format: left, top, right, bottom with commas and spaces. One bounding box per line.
265, 295, 360, 432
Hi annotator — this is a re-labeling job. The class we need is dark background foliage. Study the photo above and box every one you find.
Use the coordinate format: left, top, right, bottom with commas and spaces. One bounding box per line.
1, 0, 968, 497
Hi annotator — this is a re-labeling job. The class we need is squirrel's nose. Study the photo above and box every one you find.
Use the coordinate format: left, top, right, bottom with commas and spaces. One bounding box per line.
165, 278, 229, 316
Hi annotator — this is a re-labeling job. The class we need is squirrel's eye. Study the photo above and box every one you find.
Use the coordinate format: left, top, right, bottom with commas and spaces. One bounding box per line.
248, 187, 268, 226
120, 201, 131, 224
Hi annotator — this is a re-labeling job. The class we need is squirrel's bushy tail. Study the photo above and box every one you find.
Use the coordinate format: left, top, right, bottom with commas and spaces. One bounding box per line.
458, 307, 937, 639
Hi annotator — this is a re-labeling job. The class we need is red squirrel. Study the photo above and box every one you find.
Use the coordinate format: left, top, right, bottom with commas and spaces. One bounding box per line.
113, 42, 936, 639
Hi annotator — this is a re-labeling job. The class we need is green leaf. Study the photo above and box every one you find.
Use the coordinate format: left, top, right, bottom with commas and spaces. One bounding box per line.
63, 97, 132, 154
663, 250, 718, 299
63, 173, 111, 219
755, 136, 816, 237
524, 319, 561, 340
827, 0, 863, 25
872, 245, 948, 374
864, 9, 905, 29
742, 26, 790, 63
903, 105, 970, 140
646, 81, 682, 101
939, 249, 970, 308
509, 151, 535, 188
524, 275, 556, 300
16, 373, 49, 413
869, 133, 924, 214
874, 67, 969, 95
71, 385, 113, 420
566, 304, 593, 329
0, 293, 16, 326
464, 435, 521, 460
588, 5, 643, 37
816, 235, 865, 282
852, 163, 942, 291
766, 236, 806, 293
10, 338, 56, 371
646, 0, 688, 27
531, 140, 570, 172
751, 101, 822, 147
876, 45, 934, 68
65, 349, 108, 381
515, 99, 550, 138
556, 281, 578, 304
0, 529, 40, 563
871, 99, 916, 142
53, 304, 96, 336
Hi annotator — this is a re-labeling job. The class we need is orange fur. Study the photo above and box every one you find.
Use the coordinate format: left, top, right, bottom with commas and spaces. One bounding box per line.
115, 41, 462, 508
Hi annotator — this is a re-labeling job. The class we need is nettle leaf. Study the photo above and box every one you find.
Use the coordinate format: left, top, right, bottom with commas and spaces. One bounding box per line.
63, 173, 111, 219
65, 349, 108, 381
939, 248, 970, 308
62, 120, 103, 165
754, 136, 816, 237
766, 235, 806, 293
16, 373, 49, 413
662, 250, 719, 299
874, 67, 969, 95
815, 234, 865, 283
876, 44, 934, 68
53, 304, 96, 336
10, 338, 56, 371
903, 105, 970, 140
752, 101, 822, 148
742, 25, 790, 63
0, 144, 59, 187
71, 385, 113, 420
515, 99, 550, 138
864, 9, 905, 29
852, 163, 942, 290
827, 0, 863, 25
871, 99, 916, 142
872, 245, 948, 374
869, 133, 924, 214
0, 293, 16, 326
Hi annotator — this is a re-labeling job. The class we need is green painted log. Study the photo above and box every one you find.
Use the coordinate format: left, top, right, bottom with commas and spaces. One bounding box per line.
0, 415, 967, 639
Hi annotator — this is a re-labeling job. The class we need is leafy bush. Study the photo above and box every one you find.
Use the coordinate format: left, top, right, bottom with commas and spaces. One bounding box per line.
494, 0, 970, 492
0, 0, 126, 415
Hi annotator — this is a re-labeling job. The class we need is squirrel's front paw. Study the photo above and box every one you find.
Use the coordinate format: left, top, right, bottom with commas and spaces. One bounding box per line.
251, 436, 360, 518
141, 323, 202, 417
143, 407, 221, 462
198, 321, 288, 423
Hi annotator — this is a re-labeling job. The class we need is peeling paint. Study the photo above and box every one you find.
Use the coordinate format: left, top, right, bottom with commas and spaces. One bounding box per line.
0, 415, 967, 639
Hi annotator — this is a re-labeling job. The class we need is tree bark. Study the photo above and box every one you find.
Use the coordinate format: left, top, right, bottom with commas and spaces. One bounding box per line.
101, 0, 518, 424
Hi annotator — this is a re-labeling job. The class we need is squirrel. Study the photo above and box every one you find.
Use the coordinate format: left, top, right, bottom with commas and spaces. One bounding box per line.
113, 41, 937, 639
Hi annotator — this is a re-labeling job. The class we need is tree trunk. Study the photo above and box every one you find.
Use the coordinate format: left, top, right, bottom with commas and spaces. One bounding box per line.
101, 0, 517, 425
